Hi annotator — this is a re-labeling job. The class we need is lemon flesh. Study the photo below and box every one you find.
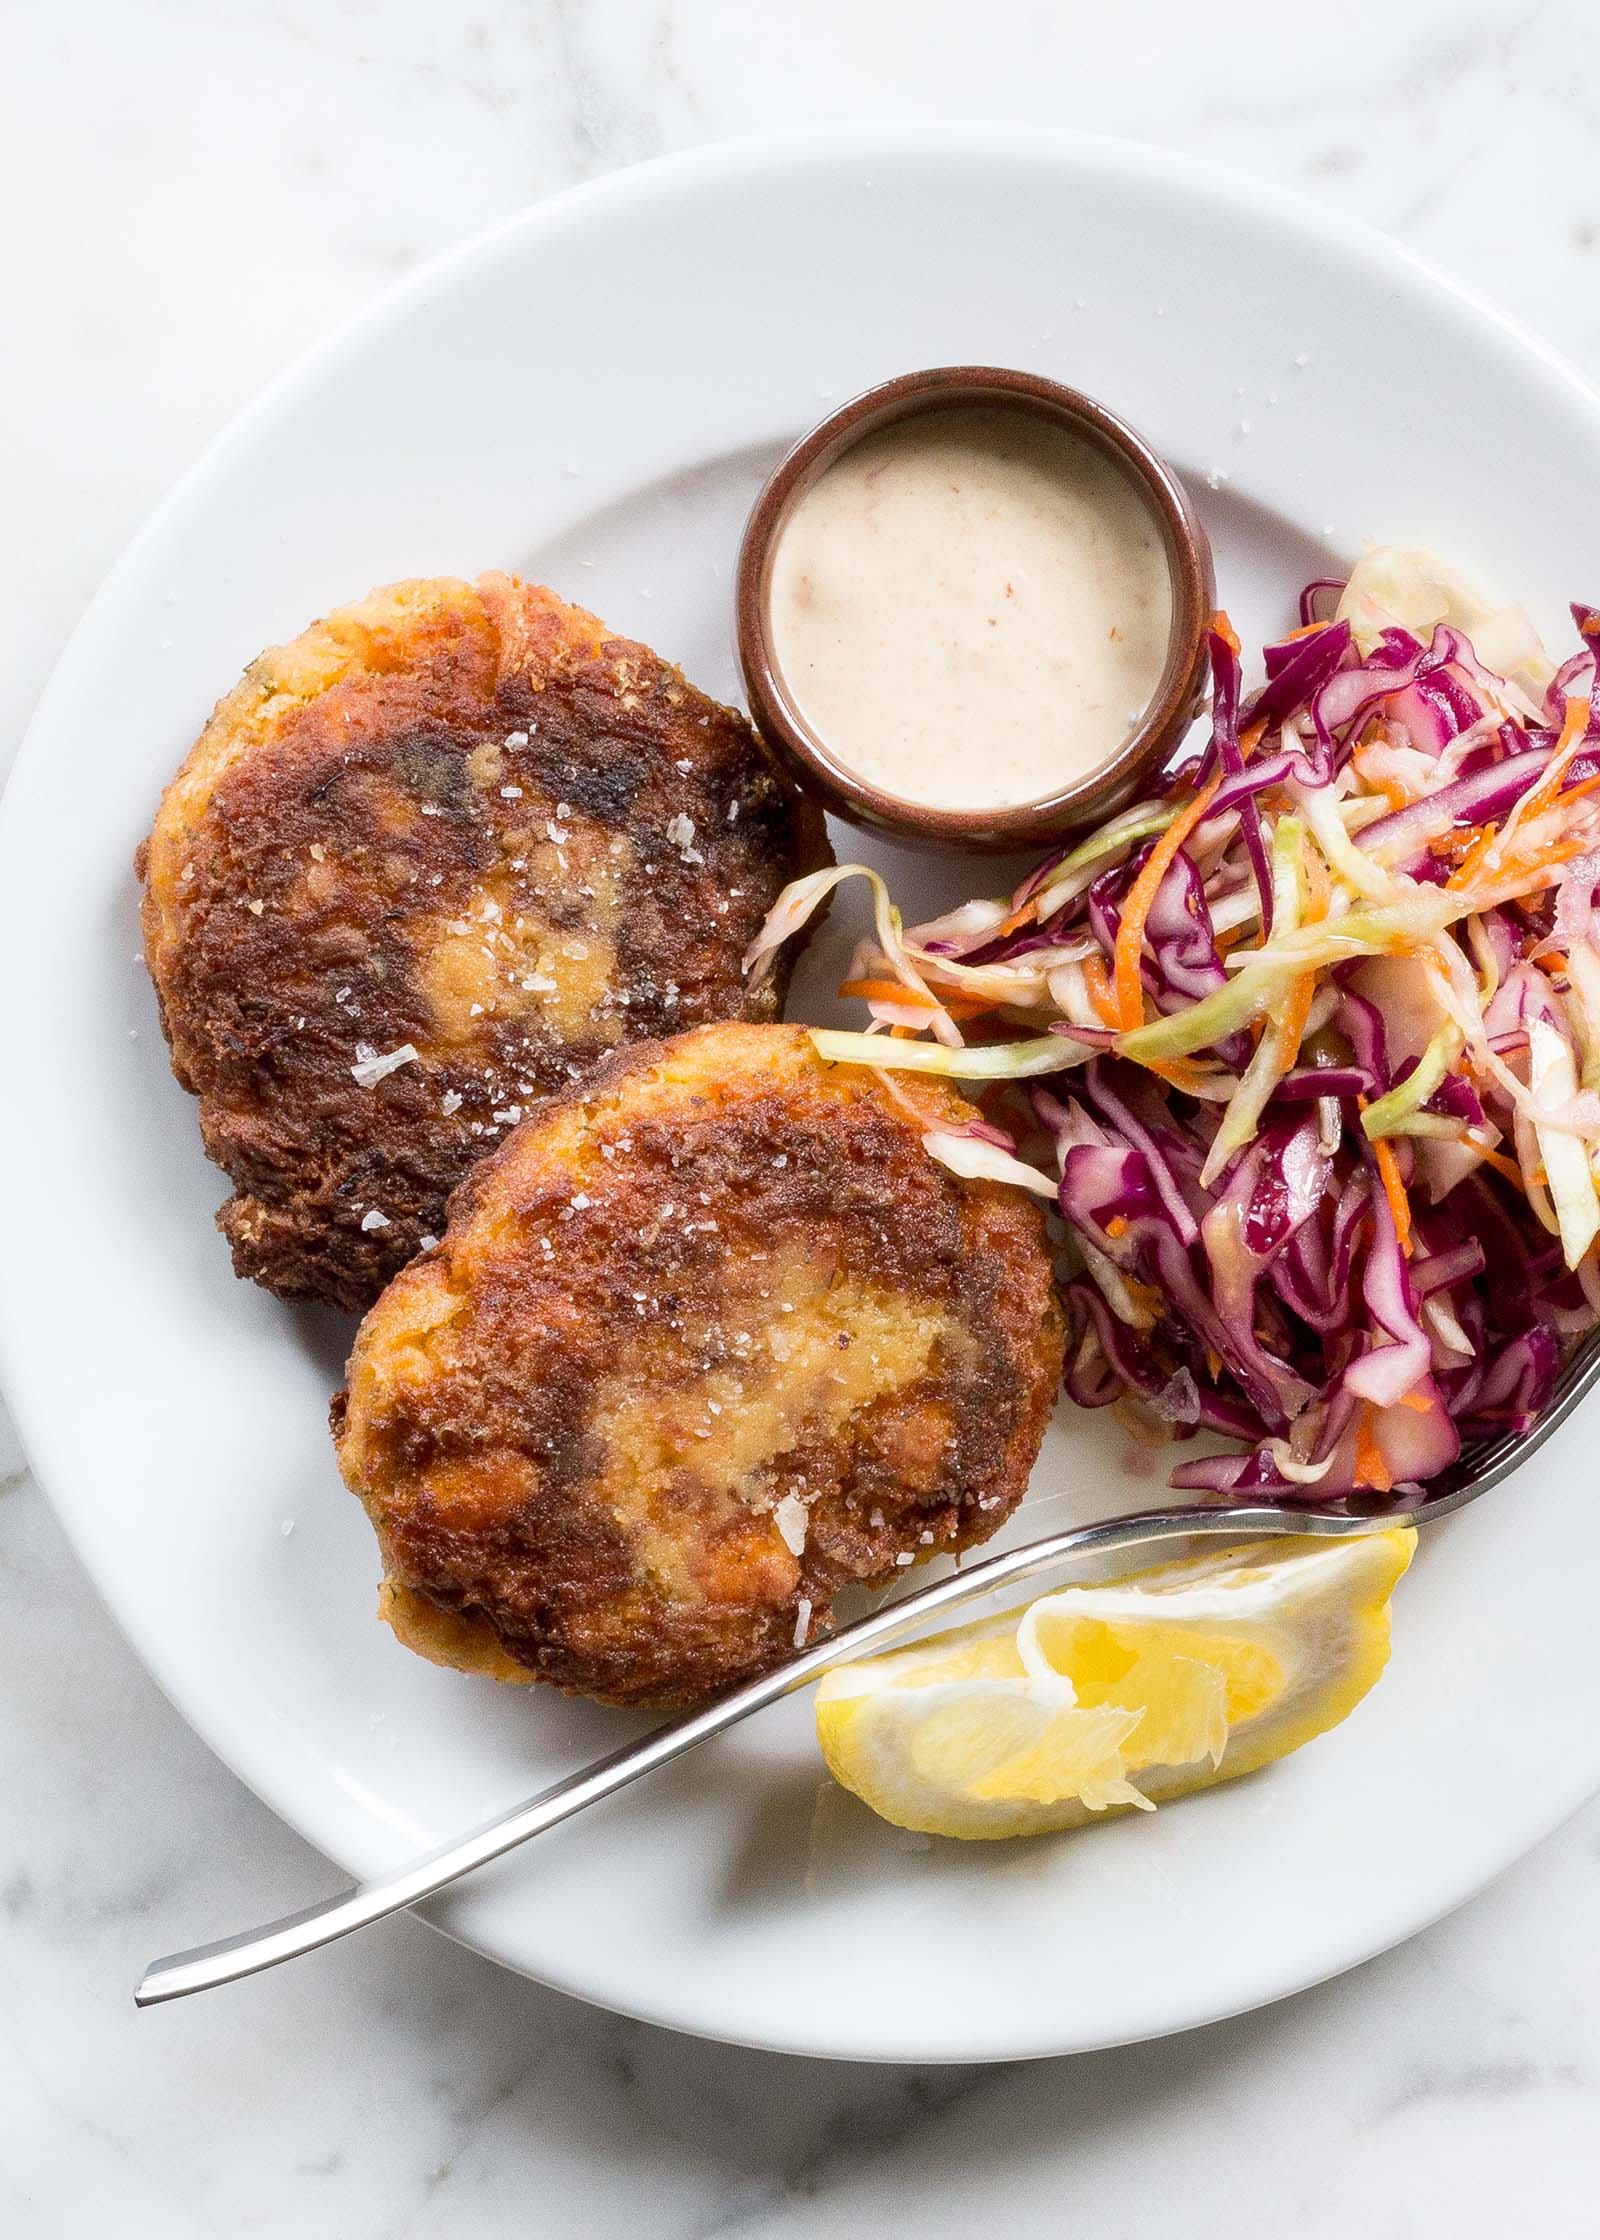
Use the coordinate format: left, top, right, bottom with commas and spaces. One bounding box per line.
815, 1528, 1415, 1840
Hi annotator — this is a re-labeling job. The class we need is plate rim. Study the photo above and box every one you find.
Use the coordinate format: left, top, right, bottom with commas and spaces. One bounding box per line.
6, 122, 1600, 2062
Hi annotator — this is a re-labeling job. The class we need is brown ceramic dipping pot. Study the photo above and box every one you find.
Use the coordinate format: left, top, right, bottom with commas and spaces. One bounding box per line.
736, 366, 1215, 853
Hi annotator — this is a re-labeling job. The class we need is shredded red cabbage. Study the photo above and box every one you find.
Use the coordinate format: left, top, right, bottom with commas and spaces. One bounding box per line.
752, 553, 1600, 1503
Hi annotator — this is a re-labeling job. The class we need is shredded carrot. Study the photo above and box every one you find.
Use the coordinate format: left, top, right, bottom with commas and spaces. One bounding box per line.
1106, 684, 1253, 1034
1468, 1140, 1526, 1189
1081, 951, 1124, 1029
1373, 1140, 1414, 1257
1352, 746, 1408, 813
1358, 1102, 1414, 1258
1302, 844, 1332, 924
1555, 768, 1600, 810
1445, 822, 1500, 893
1353, 1407, 1395, 1494
1283, 620, 1330, 642
1275, 972, 1317, 1075
1211, 610, 1241, 658
1476, 833, 1590, 896
1537, 952, 1570, 979
1512, 693, 1590, 826
888, 1023, 918, 1040
1112, 771, 1223, 1030
1105, 1215, 1129, 1239
1444, 699, 1594, 899
994, 899, 1039, 939
1396, 1389, 1435, 1415
838, 977, 940, 1010
836, 977, 995, 1024
1145, 1055, 1223, 1095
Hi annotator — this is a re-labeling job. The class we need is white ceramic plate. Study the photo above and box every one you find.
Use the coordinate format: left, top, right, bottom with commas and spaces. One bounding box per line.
5, 128, 1600, 2063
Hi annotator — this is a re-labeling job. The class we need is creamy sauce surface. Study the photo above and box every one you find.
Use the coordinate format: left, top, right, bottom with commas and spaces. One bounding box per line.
768, 407, 1173, 812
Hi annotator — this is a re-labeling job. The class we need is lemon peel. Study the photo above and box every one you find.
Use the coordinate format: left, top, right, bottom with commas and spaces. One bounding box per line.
815, 1528, 1414, 1840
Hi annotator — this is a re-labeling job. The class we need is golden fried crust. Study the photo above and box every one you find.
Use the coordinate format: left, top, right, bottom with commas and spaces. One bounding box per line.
334, 1022, 1065, 1710
137, 576, 831, 1311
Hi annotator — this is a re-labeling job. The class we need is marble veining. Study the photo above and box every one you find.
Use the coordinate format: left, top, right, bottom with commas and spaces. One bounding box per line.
5, 1, 1600, 2233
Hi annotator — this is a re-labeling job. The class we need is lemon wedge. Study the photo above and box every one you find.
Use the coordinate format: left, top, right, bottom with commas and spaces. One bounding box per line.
815, 1528, 1415, 1839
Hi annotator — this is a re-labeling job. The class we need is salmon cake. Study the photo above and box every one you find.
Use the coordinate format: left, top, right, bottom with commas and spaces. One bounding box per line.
138, 575, 831, 1311
333, 1021, 1064, 1711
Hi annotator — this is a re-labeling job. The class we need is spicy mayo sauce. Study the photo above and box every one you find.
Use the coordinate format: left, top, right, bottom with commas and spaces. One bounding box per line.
768, 407, 1172, 812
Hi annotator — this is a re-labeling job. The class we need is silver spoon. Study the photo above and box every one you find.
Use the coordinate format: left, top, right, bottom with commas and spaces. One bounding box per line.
135, 1331, 1600, 2006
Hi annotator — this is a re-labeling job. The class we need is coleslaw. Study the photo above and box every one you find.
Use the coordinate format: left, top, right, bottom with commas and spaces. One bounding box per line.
748, 548, 1600, 1499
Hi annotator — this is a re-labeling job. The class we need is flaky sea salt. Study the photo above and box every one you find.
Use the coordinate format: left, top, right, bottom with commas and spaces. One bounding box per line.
350, 1042, 420, 1090
774, 1495, 808, 1556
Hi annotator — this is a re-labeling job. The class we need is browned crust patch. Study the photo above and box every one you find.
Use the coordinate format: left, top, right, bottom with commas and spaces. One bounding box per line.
335, 1021, 1064, 1710
138, 576, 831, 1310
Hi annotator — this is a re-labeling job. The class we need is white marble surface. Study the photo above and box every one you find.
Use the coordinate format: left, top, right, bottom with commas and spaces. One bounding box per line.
5, 1, 1600, 2231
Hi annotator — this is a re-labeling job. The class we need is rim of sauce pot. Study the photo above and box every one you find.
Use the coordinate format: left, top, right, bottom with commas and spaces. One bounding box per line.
736, 365, 1216, 853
